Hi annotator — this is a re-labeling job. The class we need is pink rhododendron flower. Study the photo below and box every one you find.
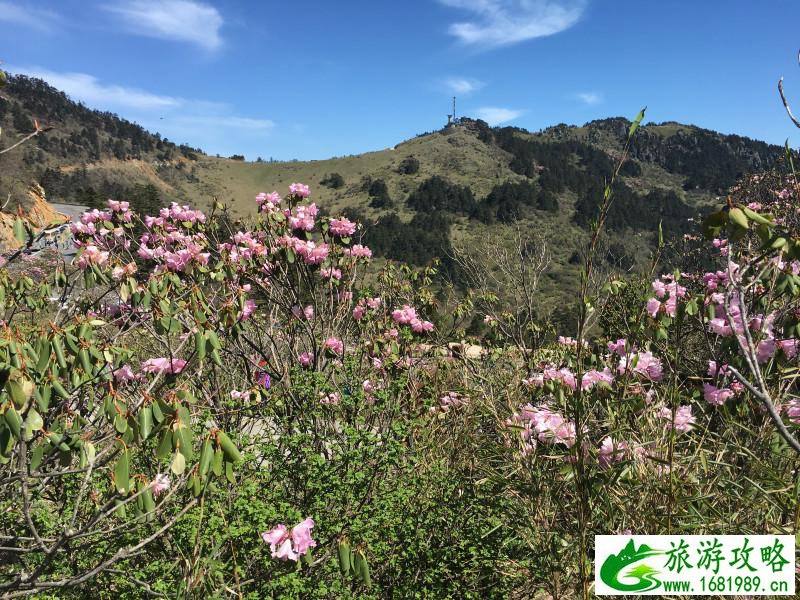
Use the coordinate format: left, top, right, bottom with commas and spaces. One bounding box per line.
319, 391, 341, 405
114, 364, 138, 383
323, 337, 344, 356
598, 436, 628, 470
77, 245, 110, 270
329, 217, 356, 237
607, 338, 628, 356
141, 357, 187, 375
256, 191, 281, 213
288, 203, 318, 231
707, 360, 728, 377
150, 473, 170, 497
785, 398, 800, 424
345, 244, 372, 258
657, 405, 696, 434
291, 518, 317, 555
107, 199, 130, 212
756, 338, 776, 364
646, 298, 661, 318
240, 299, 256, 321
320, 267, 342, 280
581, 368, 614, 390
778, 339, 799, 359
288, 183, 310, 198
298, 352, 313, 368
618, 351, 663, 381
703, 383, 734, 406
260, 518, 316, 562
111, 262, 137, 280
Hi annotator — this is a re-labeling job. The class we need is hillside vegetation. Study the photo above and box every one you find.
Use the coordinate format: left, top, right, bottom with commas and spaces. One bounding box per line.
0, 75, 786, 315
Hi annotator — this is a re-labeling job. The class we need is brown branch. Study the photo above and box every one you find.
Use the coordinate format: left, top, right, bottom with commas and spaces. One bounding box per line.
778, 77, 800, 130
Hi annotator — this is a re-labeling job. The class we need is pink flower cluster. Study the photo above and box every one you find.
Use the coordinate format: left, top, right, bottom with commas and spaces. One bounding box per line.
657, 405, 696, 434
288, 203, 318, 231
261, 517, 316, 561
430, 391, 469, 414
508, 404, 577, 451
288, 182, 310, 198
278, 235, 330, 265
646, 276, 688, 319
617, 351, 663, 381
136, 205, 211, 273
785, 398, 800, 424
329, 217, 356, 237
150, 473, 170, 497
141, 357, 187, 375
598, 436, 628, 470
344, 244, 372, 259
353, 297, 381, 320
256, 191, 281, 213
323, 337, 344, 356
391, 305, 434, 333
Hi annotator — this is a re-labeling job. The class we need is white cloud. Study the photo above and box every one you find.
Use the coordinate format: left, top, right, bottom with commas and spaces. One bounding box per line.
475, 106, 524, 125
13, 67, 182, 111
169, 115, 274, 131
575, 91, 602, 105
103, 0, 224, 50
0, 2, 59, 31
442, 76, 485, 95
439, 0, 587, 48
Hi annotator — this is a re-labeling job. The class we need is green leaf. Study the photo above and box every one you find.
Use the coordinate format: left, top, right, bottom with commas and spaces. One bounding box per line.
628, 107, 646, 138
156, 430, 173, 460
199, 438, 213, 476
217, 431, 241, 463
170, 451, 186, 475
115, 450, 130, 494
338, 541, 352, 576
3, 407, 22, 439
12, 219, 26, 244
194, 331, 206, 361
728, 207, 748, 229
211, 447, 223, 477
138, 405, 153, 441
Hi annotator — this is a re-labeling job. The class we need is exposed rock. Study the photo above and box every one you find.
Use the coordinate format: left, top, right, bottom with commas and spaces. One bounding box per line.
0, 183, 67, 250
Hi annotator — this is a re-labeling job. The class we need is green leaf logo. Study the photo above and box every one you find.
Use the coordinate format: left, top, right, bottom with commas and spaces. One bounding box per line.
600, 539, 664, 592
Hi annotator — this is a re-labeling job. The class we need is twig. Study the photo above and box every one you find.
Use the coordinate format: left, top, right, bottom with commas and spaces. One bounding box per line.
726, 365, 800, 455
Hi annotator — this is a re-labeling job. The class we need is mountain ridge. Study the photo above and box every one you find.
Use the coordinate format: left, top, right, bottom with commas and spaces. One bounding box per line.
0, 74, 789, 315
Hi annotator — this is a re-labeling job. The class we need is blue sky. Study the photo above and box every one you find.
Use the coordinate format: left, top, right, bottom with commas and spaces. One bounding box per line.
2, 0, 799, 160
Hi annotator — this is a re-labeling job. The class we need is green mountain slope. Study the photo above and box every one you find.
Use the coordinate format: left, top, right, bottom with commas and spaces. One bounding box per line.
0, 75, 788, 315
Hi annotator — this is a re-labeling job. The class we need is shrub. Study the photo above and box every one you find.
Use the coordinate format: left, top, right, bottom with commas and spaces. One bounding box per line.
320, 172, 345, 189
397, 156, 420, 175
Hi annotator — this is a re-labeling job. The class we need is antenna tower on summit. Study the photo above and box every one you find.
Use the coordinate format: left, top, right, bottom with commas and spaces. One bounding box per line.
446, 96, 460, 127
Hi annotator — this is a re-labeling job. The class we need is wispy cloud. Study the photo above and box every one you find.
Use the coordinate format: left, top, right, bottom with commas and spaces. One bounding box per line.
441, 76, 485, 95
0, 1, 59, 31
439, 0, 587, 48
575, 91, 602, 105
103, 0, 224, 50
10, 67, 273, 154
475, 106, 524, 125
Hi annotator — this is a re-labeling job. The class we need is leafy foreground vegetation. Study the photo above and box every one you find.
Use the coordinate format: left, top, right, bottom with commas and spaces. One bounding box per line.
3, 103, 800, 600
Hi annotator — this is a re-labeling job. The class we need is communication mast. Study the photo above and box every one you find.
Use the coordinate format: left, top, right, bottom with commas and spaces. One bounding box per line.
446, 96, 459, 128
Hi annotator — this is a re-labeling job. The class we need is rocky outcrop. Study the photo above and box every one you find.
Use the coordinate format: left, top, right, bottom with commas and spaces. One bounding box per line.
0, 183, 67, 249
